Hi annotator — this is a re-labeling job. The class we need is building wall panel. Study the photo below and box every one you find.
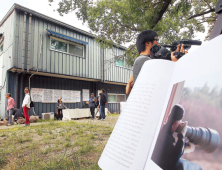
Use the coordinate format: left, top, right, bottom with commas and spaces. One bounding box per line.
6, 72, 126, 117
0, 11, 15, 117
13, 10, 131, 84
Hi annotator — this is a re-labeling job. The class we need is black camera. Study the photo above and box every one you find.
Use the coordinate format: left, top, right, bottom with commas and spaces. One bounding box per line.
176, 123, 220, 153
150, 39, 202, 60
150, 45, 172, 60
163, 40, 202, 52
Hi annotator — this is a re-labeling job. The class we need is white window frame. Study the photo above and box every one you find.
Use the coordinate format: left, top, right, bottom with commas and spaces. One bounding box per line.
49, 36, 85, 58
107, 93, 126, 103
115, 56, 132, 70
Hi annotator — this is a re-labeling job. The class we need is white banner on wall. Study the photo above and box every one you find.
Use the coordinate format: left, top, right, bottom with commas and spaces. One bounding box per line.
71, 91, 81, 102
31, 88, 81, 103
31, 88, 43, 102
82, 89, 90, 101
43, 89, 54, 102
54, 90, 62, 102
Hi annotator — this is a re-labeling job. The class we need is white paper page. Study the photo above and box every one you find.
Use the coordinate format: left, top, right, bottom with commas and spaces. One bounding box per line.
172, 34, 222, 84
98, 60, 175, 170
144, 35, 222, 169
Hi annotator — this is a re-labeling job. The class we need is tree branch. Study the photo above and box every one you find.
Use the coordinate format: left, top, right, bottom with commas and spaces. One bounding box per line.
187, 8, 215, 20
152, 2, 162, 7
151, 0, 172, 29
203, 0, 212, 10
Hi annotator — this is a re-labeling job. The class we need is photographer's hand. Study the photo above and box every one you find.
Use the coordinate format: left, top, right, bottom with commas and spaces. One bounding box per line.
171, 44, 181, 61
126, 75, 134, 95
171, 44, 188, 61
171, 53, 178, 61
184, 142, 195, 153
177, 121, 188, 137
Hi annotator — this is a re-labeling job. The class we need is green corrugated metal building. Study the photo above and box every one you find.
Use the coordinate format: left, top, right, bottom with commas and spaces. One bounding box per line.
0, 3, 133, 117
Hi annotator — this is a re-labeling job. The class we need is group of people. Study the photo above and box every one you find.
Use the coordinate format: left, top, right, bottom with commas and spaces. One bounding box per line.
5, 87, 107, 125
5, 87, 31, 127
89, 89, 107, 121
55, 89, 107, 121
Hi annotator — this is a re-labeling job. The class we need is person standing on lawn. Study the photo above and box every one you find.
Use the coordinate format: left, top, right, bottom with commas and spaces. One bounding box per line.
57, 98, 67, 120
89, 93, 96, 120
5, 93, 15, 126
100, 89, 107, 121
22, 87, 31, 127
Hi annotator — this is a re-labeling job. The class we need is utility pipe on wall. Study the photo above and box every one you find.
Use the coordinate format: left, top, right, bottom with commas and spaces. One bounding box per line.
27, 14, 32, 73
22, 12, 27, 71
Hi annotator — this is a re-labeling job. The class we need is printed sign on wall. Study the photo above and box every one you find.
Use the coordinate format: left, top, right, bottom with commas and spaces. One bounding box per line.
82, 89, 90, 101
31, 88, 81, 103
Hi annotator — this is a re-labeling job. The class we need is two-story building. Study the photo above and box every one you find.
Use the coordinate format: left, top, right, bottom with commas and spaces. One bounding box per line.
0, 4, 132, 118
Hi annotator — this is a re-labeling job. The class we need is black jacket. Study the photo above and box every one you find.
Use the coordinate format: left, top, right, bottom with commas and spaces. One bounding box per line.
100, 93, 107, 106
152, 124, 184, 170
95, 99, 99, 107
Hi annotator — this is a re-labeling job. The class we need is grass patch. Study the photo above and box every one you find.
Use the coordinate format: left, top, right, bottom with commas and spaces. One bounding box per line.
0, 115, 119, 170
17, 136, 32, 143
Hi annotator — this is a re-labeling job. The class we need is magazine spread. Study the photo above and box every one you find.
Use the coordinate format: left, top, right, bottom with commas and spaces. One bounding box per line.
99, 34, 222, 170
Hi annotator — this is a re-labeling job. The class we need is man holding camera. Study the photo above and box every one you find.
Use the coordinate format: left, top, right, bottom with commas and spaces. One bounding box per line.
126, 30, 186, 95
152, 104, 202, 170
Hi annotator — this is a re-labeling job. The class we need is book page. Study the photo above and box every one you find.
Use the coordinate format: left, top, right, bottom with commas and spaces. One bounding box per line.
145, 35, 222, 170
98, 60, 176, 170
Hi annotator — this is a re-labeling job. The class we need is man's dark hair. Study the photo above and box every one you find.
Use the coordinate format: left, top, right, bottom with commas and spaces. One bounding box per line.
6, 93, 11, 97
101, 89, 105, 93
99, 93, 102, 95
136, 30, 158, 54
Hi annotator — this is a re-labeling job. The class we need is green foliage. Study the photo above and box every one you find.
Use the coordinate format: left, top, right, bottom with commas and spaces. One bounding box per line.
49, 0, 218, 65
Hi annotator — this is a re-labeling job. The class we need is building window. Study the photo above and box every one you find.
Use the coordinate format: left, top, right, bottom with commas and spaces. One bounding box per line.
50, 37, 84, 58
51, 38, 67, 52
69, 43, 83, 57
116, 58, 124, 67
108, 93, 126, 103
115, 56, 132, 69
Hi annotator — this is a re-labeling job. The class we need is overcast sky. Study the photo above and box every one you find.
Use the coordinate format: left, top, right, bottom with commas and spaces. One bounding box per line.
0, 0, 209, 51
184, 71, 222, 93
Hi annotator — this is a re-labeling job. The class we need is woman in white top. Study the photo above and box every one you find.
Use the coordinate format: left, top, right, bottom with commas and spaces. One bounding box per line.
22, 87, 31, 126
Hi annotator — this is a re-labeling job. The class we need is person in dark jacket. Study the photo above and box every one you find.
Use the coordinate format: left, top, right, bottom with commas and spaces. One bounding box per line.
89, 93, 96, 119
100, 89, 107, 121
56, 98, 67, 120
152, 104, 202, 170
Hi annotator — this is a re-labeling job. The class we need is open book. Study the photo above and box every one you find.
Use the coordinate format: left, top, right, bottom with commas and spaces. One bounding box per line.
98, 34, 222, 170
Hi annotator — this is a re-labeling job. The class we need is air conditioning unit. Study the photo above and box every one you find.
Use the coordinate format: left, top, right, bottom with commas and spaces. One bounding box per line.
120, 102, 126, 114
42, 112, 54, 120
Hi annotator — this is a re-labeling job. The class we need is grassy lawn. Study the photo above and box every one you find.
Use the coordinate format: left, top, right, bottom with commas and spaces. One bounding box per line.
0, 115, 119, 170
